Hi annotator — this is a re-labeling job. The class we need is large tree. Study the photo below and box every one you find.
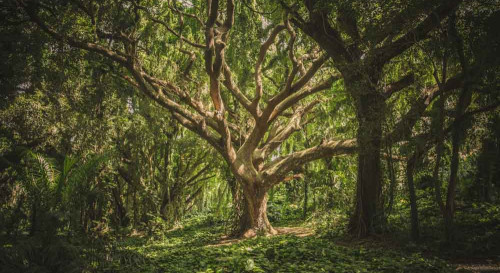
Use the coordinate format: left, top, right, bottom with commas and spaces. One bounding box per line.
15, 0, 358, 236
283, 0, 466, 236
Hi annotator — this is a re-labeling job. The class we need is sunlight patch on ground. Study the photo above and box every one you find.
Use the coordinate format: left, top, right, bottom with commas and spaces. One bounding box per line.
206, 226, 315, 247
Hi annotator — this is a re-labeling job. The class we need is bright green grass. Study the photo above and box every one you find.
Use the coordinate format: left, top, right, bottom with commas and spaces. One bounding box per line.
95, 217, 452, 273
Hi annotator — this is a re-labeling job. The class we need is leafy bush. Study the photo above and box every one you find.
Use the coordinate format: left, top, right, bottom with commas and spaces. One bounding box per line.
0, 236, 84, 273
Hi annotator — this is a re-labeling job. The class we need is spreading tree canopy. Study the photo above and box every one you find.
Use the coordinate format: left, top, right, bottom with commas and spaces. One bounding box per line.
11, 0, 499, 237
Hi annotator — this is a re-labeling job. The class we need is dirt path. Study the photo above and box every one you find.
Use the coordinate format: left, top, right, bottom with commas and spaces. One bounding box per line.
453, 258, 500, 272
454, 263, 500, 272
275, 226, 314, 237
206, 226, 314, 247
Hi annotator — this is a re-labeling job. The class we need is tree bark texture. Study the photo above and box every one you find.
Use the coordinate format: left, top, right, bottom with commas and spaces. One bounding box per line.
348, 89, 385, 237
240, 183, 277, 237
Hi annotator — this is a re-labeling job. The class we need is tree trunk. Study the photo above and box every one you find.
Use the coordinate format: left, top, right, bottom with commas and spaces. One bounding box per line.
112, 184, 128, 227
159, 196, 168, 219
445, 129, 460, 242
349, 93, 384, 237
29, 200, 37, 236
432, 124, 446, 216
227, 174, 247, 235
445, 13, 471, 242
444, 79, 471, 242
385, 143, 397, 216
431, 56, 447, 216
133, 185, 138, 228
159, 185, 173, 220
303, 179, 308, 220
406, 153, 420, 241
239, 183, 276, 238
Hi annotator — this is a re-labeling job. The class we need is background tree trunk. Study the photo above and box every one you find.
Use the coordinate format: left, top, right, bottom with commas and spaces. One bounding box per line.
445, 12, 472, 242
303, 179, 308, 220
406, 153, 420, 241
432, 124, 446, 216
385, 143, 397, 216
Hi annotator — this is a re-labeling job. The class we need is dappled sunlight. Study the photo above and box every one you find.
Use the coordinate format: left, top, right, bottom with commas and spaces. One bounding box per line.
98, 218, 453, 273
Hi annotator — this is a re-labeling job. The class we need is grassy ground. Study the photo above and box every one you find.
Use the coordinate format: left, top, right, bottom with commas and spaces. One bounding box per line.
92, 215, 453, 273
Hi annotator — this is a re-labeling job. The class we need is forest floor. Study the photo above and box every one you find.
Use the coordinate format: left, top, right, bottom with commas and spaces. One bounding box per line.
83, 201, 500, 273
93, 215, 463, 273
2, 211, 498, 273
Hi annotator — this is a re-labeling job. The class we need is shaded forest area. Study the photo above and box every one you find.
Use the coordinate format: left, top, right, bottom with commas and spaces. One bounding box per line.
1, 0, 500, 272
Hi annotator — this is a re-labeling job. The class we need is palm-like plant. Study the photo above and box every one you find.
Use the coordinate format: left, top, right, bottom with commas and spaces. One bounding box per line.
22, 151, 59, 235
60, 153, 108, 233
21, 151, 108, 235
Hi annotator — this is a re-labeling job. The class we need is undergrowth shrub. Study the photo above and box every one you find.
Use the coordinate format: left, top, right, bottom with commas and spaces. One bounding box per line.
0, 236, 83, 273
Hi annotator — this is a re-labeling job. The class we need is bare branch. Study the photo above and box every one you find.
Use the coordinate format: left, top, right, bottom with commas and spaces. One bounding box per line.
293, 6, 350, 64
179, 48, 197, 78
253, 24, 287, 109
263, 139, 357, 187
222, 62, 255, 116
383, 73, 415, 99
267, 53, 329, 111
385, 74, 463, 143
257, 100, 321, 160
22, 3, 129, 65
337, 4, 361, 43
167, 1, 204, 26
289, 53, 329, 93
136, 5, 205, 49
371, 1, 436, 46
202, 0, 237, 162
171, 112, 225, 158
269, 75, 340, 122
278, 0, 305, 26
373, 0, 462, 65
283, 19, 300, 92
185, 164, 212, 187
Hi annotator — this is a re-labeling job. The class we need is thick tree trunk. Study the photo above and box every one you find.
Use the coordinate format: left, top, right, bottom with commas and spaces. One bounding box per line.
349, 93, 384, 237
227, 175, 247, 235
239, 183, 276, 238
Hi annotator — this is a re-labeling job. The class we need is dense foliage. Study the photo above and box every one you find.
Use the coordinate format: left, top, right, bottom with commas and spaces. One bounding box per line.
1, 0, 499, 272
